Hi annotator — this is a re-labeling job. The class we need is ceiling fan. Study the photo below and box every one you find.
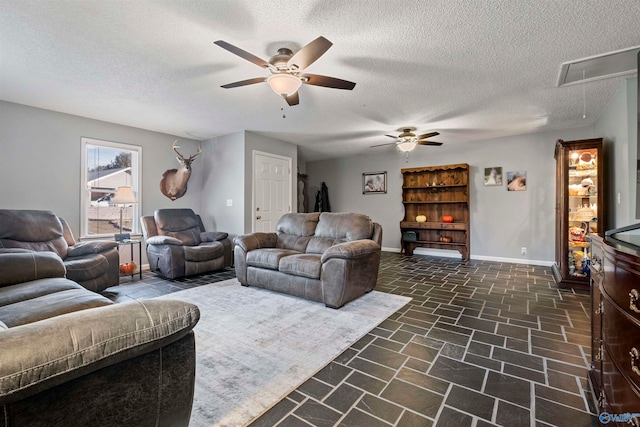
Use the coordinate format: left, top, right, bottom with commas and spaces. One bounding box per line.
214, 36, 356, 106
371, 128, 444, 152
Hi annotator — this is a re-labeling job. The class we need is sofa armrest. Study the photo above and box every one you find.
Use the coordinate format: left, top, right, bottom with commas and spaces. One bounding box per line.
233, 233, 277, 252
66, 240, 117, 257
0, 299, 200, 404
200, 231, 229, 242
146, 235, 183, 246
321, 239, 381, 263
0, 250, 66, 287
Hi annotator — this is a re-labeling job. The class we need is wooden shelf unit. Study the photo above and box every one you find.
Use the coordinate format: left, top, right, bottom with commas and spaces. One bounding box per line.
400, 163, 470, 260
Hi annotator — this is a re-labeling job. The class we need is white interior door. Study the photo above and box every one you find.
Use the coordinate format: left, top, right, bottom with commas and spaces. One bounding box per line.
253, 152, 292, 232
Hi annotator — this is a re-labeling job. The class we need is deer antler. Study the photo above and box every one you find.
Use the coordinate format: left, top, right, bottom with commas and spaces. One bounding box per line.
189, 143, 202, 161
172, 140, 201, 161
172, 140, 184, 160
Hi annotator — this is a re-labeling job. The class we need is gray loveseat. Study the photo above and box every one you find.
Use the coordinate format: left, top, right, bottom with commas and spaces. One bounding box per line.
0, 209, 119, 292
234, 212, 382, 308
0, 249, 199, 427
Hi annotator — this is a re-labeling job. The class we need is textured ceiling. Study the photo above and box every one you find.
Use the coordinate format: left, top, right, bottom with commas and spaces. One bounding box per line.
1, 0, 639, 161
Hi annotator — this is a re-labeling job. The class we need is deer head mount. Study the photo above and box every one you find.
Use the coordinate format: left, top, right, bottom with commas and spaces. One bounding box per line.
160, 140, 202, 201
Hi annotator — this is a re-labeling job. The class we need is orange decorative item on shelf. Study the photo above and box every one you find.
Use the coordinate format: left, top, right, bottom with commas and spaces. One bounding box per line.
441, 215, 454, 223
439, 236, 452, 243
119, 262, 137, 275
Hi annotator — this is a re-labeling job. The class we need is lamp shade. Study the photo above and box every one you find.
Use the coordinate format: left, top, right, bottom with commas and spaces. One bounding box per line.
267, 73, 302, 97
112, 186, 138, 205
397, 140, 417, 152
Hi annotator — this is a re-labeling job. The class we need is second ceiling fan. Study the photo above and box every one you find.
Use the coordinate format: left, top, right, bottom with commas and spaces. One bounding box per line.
371, 128, 444, 152
214, 36, 356, 106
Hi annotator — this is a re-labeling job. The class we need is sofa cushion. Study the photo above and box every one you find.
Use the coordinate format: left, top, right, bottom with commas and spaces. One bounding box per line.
275, 213, 320, 251
279, 254, 322, 279
184, 242, 223, 262
307, 213, 374, 254
154, 209, 202, 246
64, 253, 109, 282
0, 278, 113, 327
246, 248, 300, 270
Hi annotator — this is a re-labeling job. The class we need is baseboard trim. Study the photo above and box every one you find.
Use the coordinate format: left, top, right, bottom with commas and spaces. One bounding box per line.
381, 247, 553, 267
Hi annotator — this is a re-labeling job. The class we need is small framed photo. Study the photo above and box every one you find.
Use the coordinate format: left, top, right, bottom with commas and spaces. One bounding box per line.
484, 167, 503, 186
507, 171, 527, 191
363, 171, 387, 194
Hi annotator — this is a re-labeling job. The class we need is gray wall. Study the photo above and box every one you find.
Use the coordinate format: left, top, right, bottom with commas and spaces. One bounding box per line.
200, 130, 298, 237
0, 101, 203, 239
306, 127, 595, 264
201, 131, 245, 237
593, 76, 638, 227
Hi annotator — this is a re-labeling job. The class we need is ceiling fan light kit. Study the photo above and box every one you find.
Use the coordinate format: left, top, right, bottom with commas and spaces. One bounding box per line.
397, 141, 417, 152
267, 74, 302, 97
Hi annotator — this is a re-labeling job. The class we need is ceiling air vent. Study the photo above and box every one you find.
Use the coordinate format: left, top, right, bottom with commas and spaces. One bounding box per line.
556, 46, 639, 87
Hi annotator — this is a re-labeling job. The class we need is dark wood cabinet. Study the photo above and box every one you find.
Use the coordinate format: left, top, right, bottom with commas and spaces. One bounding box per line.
400, 163, 470, 260
588, 233, 640, 423
552, 138, 604, 291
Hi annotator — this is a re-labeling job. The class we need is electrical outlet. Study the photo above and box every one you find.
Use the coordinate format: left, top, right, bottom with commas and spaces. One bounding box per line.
226, 199, 233, 207
521, 247, 527, 255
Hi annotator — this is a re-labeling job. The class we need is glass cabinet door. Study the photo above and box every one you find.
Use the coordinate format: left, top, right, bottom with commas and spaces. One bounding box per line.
553, 138, 604, 290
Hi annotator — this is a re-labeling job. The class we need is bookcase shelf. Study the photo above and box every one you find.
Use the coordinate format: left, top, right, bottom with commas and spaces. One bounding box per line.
400, 163, 470, 260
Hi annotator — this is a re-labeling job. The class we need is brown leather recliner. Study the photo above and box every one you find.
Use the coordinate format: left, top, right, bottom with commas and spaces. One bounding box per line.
141, 208, 232, 279
234, 212, 383, 308
0, 209, 119, 292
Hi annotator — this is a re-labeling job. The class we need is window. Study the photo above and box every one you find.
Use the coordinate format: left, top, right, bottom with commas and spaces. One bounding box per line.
81, 138, 142, 238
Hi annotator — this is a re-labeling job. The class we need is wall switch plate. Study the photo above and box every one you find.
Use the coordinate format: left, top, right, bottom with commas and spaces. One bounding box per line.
617, 193, 621, 204
226, 199, 233, 207
521, 247, 527, 255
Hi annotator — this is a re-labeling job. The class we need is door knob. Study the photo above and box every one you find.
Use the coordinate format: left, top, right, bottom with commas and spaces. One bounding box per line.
256, 216, 262, 220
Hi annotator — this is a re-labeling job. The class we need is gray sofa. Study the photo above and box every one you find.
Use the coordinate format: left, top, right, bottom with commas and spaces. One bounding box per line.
234, 212, 382, 308
141, 208, 232, 279
0, 209, 119, 292
0, 249, 199, 427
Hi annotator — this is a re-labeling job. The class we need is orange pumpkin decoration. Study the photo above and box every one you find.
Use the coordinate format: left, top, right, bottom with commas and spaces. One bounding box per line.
119, 262, 137, 275
441, 215, 454, 223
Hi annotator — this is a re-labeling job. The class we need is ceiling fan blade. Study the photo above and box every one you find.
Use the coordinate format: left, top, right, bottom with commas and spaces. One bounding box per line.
287, 36, 333, 71
417, 140, 443, 146
220, 77, 267, 89
385, 134, 398, 139
214, 40, 273, 70
302, 74, 356, 90
417, 131, 440, 140
285, 92, 299, 106
370, 142, 398, 148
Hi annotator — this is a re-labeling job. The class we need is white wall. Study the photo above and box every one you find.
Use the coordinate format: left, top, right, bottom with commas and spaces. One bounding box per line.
0, 101, 203, 240
306, 127, 595, 264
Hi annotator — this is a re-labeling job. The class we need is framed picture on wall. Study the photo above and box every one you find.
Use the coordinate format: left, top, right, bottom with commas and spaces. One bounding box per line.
363, 171, 387, 194
484, 167, 503, 186
507, 171, 527, 191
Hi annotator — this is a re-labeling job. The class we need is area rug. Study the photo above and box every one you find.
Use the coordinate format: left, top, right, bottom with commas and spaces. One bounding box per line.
156, 278, 411, 427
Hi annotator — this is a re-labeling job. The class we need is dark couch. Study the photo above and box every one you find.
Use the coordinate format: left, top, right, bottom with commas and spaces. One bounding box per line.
0, 209, 119, 292
234, 212, 382, 308
0, 249, 199, 427
141, 208, 232, 279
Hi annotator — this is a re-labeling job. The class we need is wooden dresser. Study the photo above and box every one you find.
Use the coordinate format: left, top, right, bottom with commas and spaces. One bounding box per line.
589, 233, 640, 424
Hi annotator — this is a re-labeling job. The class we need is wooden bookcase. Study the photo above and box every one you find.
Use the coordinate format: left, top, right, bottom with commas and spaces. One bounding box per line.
400, 163, 470, 260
